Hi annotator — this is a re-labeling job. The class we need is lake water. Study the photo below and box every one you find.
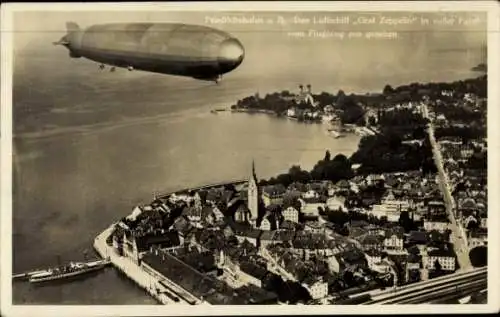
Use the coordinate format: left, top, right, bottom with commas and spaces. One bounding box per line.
11, 32, 483, 304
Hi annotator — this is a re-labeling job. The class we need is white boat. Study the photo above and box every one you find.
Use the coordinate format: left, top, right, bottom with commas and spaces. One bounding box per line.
29, 260, 109, 283
327, 128, 344, 138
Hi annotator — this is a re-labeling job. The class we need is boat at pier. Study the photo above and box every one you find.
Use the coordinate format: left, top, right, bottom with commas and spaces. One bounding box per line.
327, 128, 344, 138
28, 259, 110, 284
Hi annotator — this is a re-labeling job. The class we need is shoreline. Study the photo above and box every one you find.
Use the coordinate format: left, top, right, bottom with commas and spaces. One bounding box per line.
92, 179, 255, 305
91, 75, 486, 305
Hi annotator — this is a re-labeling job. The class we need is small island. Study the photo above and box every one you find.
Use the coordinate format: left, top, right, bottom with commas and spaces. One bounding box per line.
94, 75, 487, 305
471, 63, 487, 72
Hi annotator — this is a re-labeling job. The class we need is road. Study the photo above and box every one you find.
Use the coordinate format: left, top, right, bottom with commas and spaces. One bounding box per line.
259, 248, 297, 282
422, 104, 471, 271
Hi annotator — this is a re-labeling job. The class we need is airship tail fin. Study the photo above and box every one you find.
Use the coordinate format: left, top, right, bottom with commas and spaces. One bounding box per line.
66, 22, 80, 33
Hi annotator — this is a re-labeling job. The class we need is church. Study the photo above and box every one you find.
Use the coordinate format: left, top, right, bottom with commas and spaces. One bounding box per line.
247, 160, 260, 226
233, 160, 261, 227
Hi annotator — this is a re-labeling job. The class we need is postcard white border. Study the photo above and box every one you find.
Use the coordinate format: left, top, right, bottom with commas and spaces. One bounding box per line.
1, 1, 499, 316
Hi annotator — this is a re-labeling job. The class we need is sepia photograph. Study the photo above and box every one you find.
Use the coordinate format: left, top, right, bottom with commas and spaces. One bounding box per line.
1, 1, 499, 316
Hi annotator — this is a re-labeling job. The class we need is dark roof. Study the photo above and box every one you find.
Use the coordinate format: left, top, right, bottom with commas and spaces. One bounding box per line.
469, 227, 487, 238
407, 253, 422, 264
201, 206, 215, 218
425, 214, 450, 223
408, 231, 428, 244
233, 226, 262, 239
222, 190, 234, 202
288, 182, 308, 192
360, 234, 385, 245
339, 249, 367, 266
263, 184, 286, 196
240, 261, 269, 281
302, 197, 324, 204
143, 252, 276, 305
260, 230, 275, 241
385, 226, 405, 239
427, 247, 455, 257
173, 248, 216, 273
365, 249, 383, 257
135, 231, 181, 252
350, 220, 369, 228
272, 230, 296, 242
172, 216, 193, 234
196, 190, 208, 202
280, 220, 299, 231
206, 189, 222, 202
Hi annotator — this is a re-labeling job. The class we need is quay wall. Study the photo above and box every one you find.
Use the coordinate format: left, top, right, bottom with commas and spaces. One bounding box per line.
157, 179, 247, 199
94, 225, 178, 305
92, 179, 249, 304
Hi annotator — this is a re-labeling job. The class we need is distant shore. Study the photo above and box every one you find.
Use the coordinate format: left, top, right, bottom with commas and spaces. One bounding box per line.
230, 108, 276, 115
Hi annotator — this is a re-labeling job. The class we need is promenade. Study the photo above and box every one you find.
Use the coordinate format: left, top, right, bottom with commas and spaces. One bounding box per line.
93, 225, 194, 305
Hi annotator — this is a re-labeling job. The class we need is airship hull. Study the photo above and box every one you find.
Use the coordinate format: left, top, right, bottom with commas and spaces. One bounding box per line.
58, 23, 244, 81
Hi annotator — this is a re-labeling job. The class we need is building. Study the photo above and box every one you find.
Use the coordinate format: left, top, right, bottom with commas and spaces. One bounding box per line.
425, 248, 456, 271
262, 185, 286, 207
468, 228, 487, 248
122, 230, 181, 264
282, 206, 300, 223
260, 213, 280, 231
326, 255, 341, 273
247, 160, 260, 224
238, 261, 269, 288
383, 227, 404, 252
302, 277, 328, 300
364, 249, 383, 271
299, 198, 326, 216
234, 204, 252, 224
326, 196, 347, 212
423, 215, 449, 233
407, 231, 428, 247
359, 234, 385, 251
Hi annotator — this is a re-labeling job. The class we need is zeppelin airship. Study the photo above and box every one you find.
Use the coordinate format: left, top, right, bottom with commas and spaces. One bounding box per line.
54, 22, 245, 83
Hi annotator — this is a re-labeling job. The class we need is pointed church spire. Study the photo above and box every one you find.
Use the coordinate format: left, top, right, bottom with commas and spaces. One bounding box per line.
251, 159, 257, 180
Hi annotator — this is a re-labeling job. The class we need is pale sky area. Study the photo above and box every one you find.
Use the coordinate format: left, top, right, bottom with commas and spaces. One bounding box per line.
12, 10, 487, 84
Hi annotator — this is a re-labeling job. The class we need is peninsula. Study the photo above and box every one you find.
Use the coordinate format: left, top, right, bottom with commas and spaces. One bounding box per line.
94, 75, 487, 305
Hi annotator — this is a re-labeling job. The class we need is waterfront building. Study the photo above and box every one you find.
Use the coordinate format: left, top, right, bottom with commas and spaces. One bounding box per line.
122, 230, 181, 264
247, 160, 260, 225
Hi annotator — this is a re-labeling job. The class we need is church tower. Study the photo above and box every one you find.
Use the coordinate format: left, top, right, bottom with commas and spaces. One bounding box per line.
247, 159, 259, 224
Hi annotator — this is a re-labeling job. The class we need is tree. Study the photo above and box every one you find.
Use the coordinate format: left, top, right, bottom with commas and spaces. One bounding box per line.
434, 259, 442, 273
398, 210, 415, 233
324, 150, 331, 162
368, 116, 377, 127
383, 84, 394, 95
469, 246, 487, 268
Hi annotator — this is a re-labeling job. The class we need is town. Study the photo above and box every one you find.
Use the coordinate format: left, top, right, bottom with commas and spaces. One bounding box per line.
96, 75, 487, 305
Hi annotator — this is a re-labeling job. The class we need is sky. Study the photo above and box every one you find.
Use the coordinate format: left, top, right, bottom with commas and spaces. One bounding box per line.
10, 10, 487, 93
